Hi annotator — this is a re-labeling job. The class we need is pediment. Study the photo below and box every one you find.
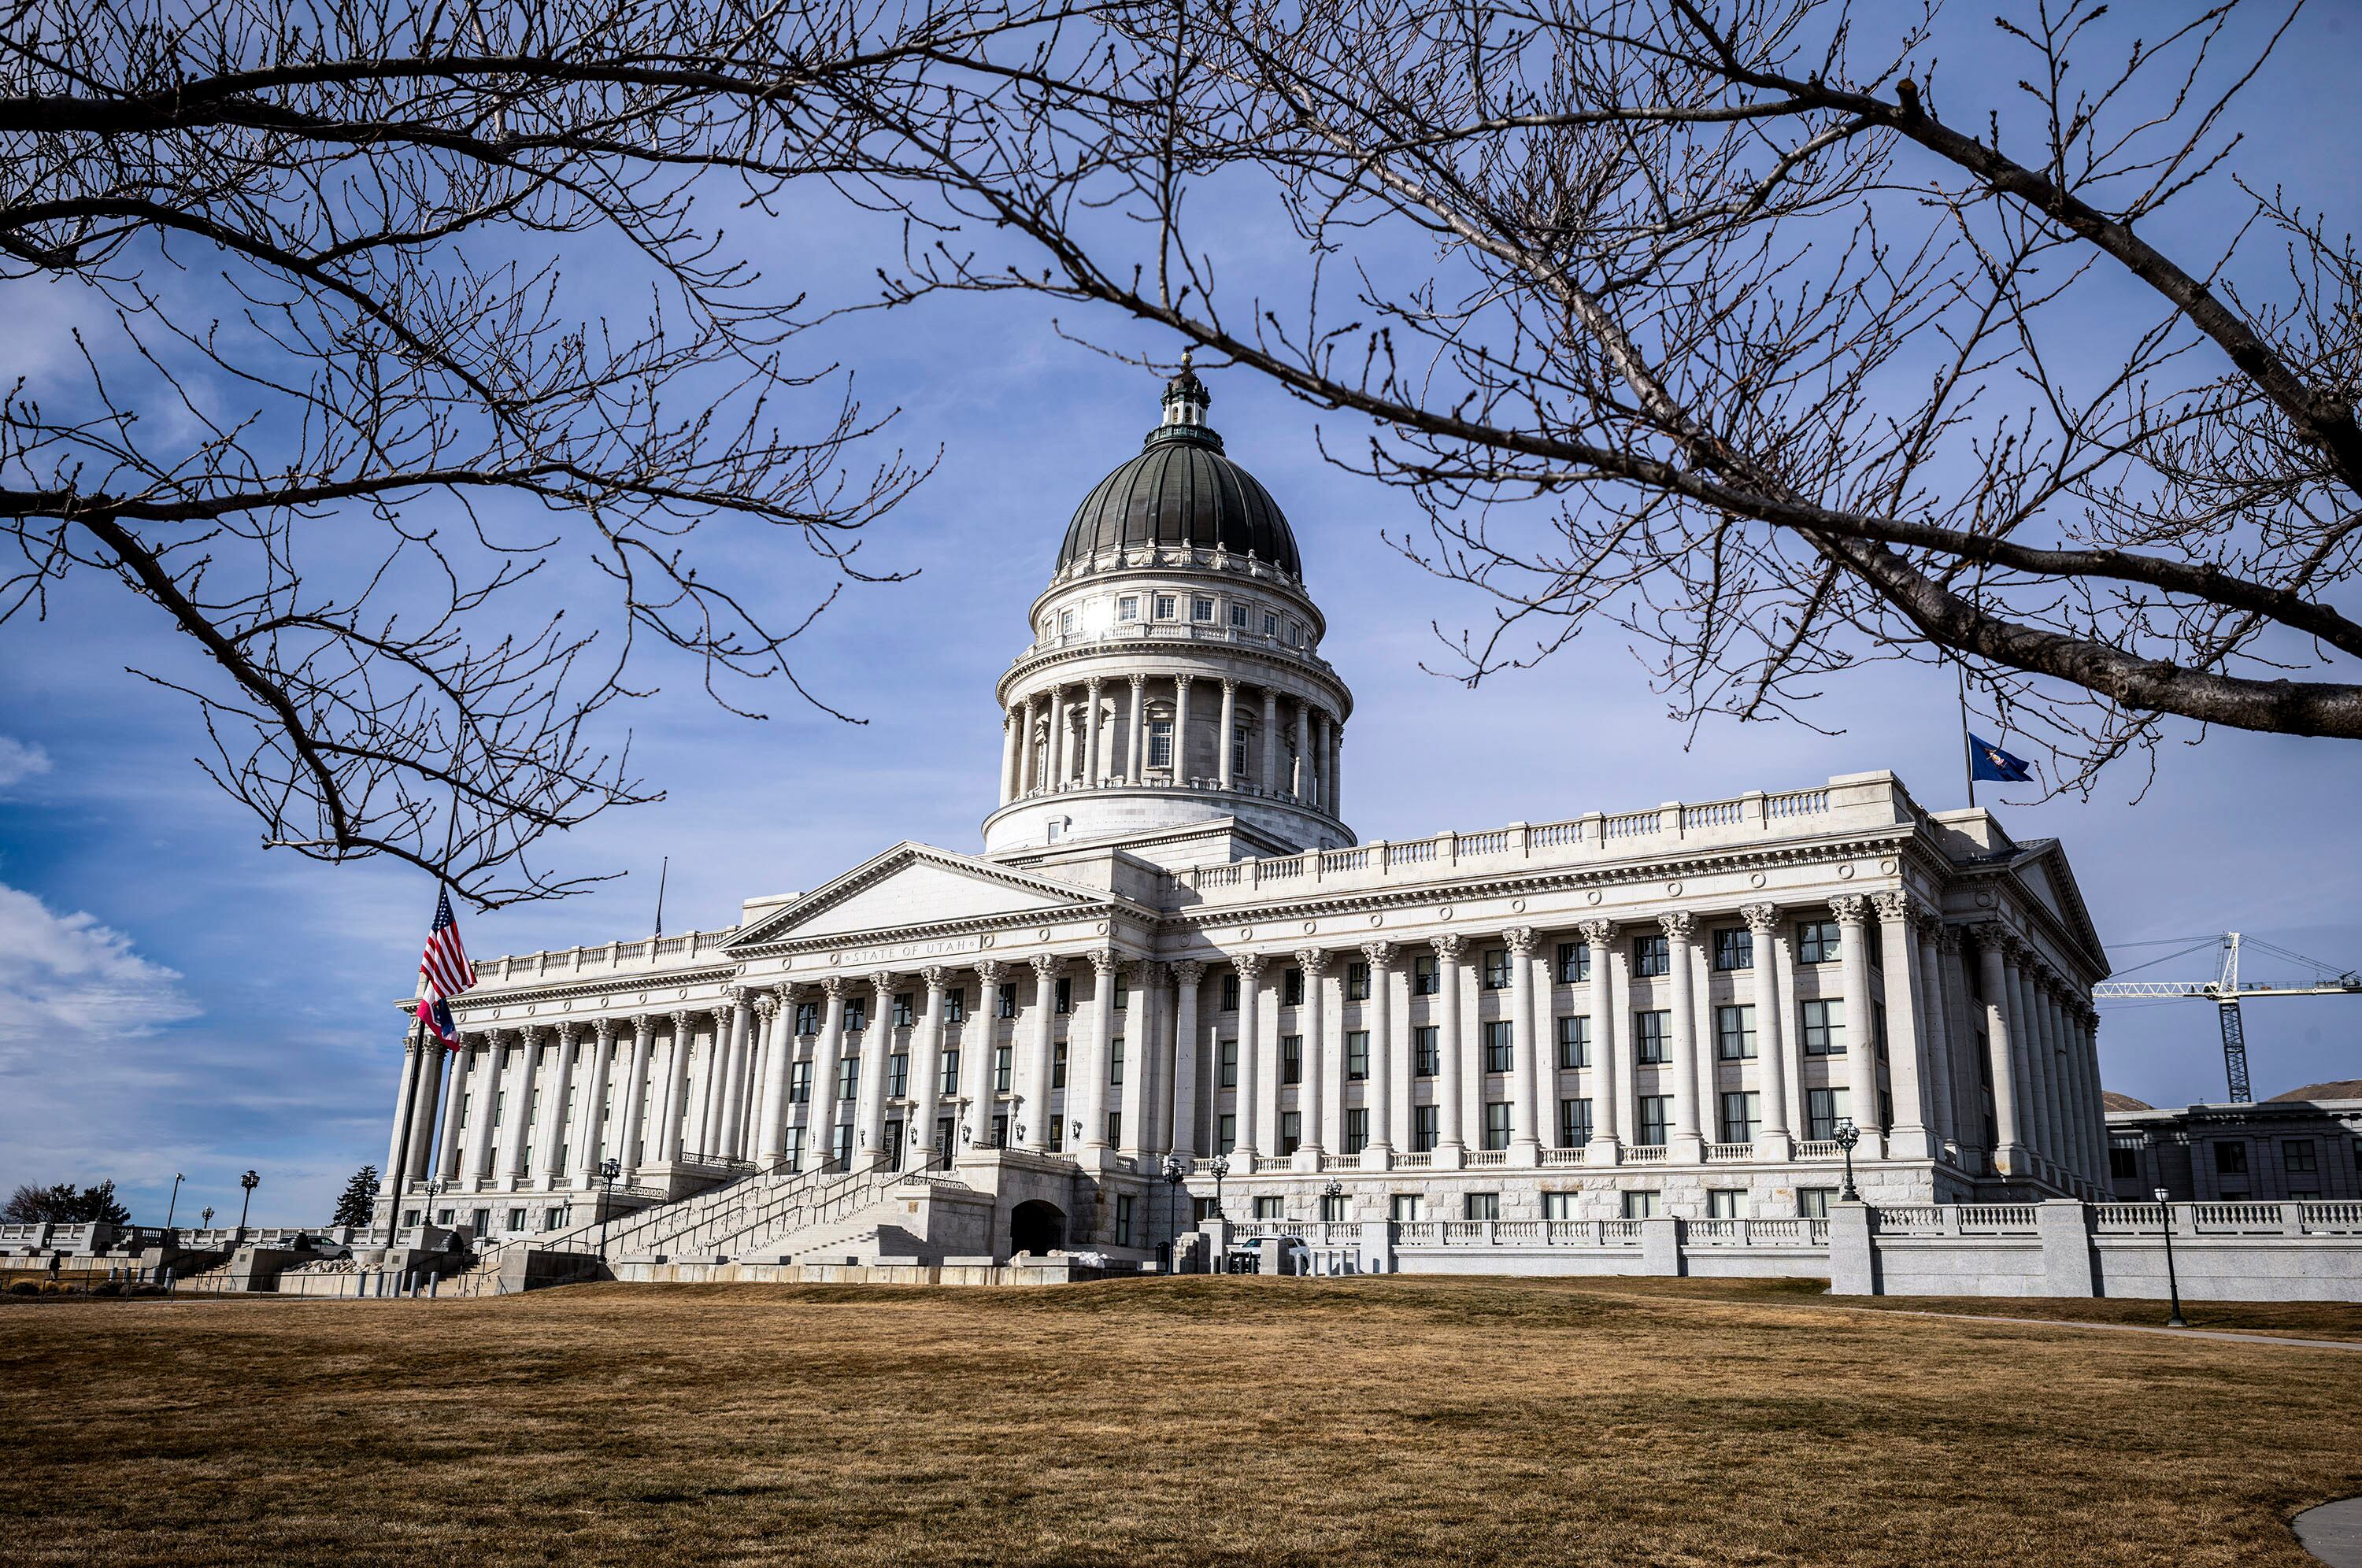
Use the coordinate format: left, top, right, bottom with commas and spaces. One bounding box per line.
729, 843, 1102, 948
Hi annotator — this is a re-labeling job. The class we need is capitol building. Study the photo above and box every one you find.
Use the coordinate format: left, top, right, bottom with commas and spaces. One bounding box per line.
379, 364, 2114, 1270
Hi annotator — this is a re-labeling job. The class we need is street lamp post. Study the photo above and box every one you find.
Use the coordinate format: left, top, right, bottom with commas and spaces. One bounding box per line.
2155, 1187, 2188, 1328
1208, 1153, 1230, 1222
1834, 1119, 1862, 1204
165, 1173, 184, 1231
598, 1159, 622, 1262
1159, 1152, 1190, 1270
1320, 1178, 1345, 1223
201, 1206, 215, 1230
236, 1170, 260, 1236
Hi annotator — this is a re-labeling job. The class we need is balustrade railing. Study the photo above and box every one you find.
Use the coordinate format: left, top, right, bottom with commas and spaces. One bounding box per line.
1702, 1142, 1753, 1163
1623, 1144, 1669, 1163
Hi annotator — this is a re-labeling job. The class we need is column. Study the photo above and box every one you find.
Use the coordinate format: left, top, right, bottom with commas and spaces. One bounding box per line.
1912, 916, 1959, 1157
1169, 961, 1204, 1159
753, 993, 790, 1164
1659, 913, 1701, 1155
1259, 686, 1279, 793
1216, 679, 1238, 790
1504, 927, 1540, 1158
1829, 896, 1880, 1148
2076, 1005, 2108, 1189
497, 1026, 537, 1182
1082, 677, 1104, 786
1172, 676, 1194, 782
405, 1040, 445, 1184
2035, 978, 2071, 1183
2010, 960, 2053, 1174
657, 1011, 695, 1163
999, 707, 1021, 805
1313, 712, 1331, 812
693, 1008, 726, 1155
1327, 715, 1343, 819
1257, 956, 1284, 1158
1738, 905, 1790, 1147
384, 1036, 424, 1190
1024, 955, 1059, 1152
1935, 926, 1983, 1167
1050, 686, 1070, 788
1575, 921, 1618, 1155
718, 992, 754, 1159
1297, 948, 1332, 1157
1431, 934, 1466, 1159
572, 1019, 616, 1185
616, 1017, 654, 1174
436, 1042, 474, 1182
744, 1001, 773, 1159
1020, 696, 1041, 795
860, 971, 895, 1167
966, 962, 1003, 1149
1127, 675, 1147, 785
912, 967, 949, 1167
1290, 698, 1309, 799
1232, 954, 1265, 1158
1120, 960, 1157, 1156
807, 979, 848, 1167
463, 1034, 503, 1185
1977, 930, 2026, 1172
1362, 942, 1396, 1163
1079, 950, 1119, 1152
1866, 893, 1928, 1159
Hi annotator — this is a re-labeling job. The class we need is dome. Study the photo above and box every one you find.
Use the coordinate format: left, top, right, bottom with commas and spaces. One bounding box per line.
1054, 363, 1301, 578
2267, 1079, 2362, 1103
2100, 1090, 2153, 1112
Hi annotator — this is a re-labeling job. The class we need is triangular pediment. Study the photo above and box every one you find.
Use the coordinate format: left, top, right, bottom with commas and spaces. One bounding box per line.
2007, 840, 2106, 974
728, 842, 1104, 949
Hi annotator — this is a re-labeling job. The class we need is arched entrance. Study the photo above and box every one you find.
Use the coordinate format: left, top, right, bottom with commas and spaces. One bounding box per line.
1009, 1200, 1066, 1256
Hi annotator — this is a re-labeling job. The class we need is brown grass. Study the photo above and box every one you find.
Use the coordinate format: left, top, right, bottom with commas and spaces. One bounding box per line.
3, 1275, 2360, 1566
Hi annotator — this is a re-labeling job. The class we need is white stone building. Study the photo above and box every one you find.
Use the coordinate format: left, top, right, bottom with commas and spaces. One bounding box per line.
377, 365, 2115, 1267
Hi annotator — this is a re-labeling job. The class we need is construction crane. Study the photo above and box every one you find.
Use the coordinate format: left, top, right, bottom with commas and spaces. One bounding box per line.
2091, 933, 2362, 1103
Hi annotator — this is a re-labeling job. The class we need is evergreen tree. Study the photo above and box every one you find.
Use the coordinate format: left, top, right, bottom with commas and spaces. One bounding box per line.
1, 1181, 131, 1225
331, 1166, 380, 1227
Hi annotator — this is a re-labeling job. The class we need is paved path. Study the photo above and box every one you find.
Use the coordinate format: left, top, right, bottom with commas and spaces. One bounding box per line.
2296, 1497, 2362, 1567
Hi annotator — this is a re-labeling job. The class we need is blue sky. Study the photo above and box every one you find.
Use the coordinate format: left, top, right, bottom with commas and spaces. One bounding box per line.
3, 3, 2358, 1225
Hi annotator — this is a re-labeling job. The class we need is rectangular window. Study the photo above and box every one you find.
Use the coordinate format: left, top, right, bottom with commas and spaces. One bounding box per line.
1797, 919, 1841, 964
1054, 977, 1072, 1014
1149, 719, 1173, 769
1049, 1118, 1063, 1152
1557, 1015, 1590, 1069
1221, 973, 1241, 1012
1481, 949, 1511, 989
1105, 1111, 1121, 1148
1279, 1111, 1301, 1156
1052, 1041, 1068, 1089
989, 1115, 1006, 1150
1114, 1193, 1135, 1245
845, 999, 867, 1033
1314, 1192, 1346, 1223
1874, 1000, 1890, 1063
1412, 955, 1440, 995
1622, 1190, 1661, 1219
1219, 1039, 1238, 1089
1059, 608, 1075, 634
2109, 1144, 2139, 1180
1543, 1192, 1578, 1221
1483, 1101, 1512, 1150
892, 993, 915, 1028
1346, 1030, 1370, 1080
1231, 727, 1249, 774
1192, 596, 1215, 622
2214, 1141, 2249, 1174
887, 1052, 909, 1099
1413, 1104, 1440, 1152
1719, 1091, 1762, 1145
1255, 1196, 1284, 1219
1556, 941, 1591, 984
1560, 1096, 1594, 1148
1281, 1034, 1303, 1084
1229, 601, 1249, 628
1637, 1094, 1670, 1146
1801, 999, 1845, 1056
997, 982, 1017, 1019
1118, 595, 1139, 621
1707, 1189, 1749, 1219
788, 1060, 812, 1105
1390, 1193, 1423, 1222
2284, 1138, 2319, 1173
1413, 1026, 1440, 1078
1113, 972, 1129, 1011
1464, 1192, 1501, 1222
1797, 1188, 1836, 1219
1635, 1010, 1671, 1065
939, 1049, 961, 1096
837, 1057, 860, 1102
1153, 594, 1176, 619
994, 1045, 1013, 1093
506, 1207, 527, 1233
945, 988, 966, 1024
1712, 928, 1754, 971
795, 1000, 820, 1036
1264, 611, 1280, 637
1194, 1196, 1221, 1224
1482, 1019, 1513, 1074
1109, 1037, 1125, 1086
1346, 962, 1371, 1000
1283, 967, 1305, 1006
1344, 1108, 1368, 1154
1806, 1086, 1850, 1141
1217, 1113, 1237, 1154
832, 1122, 855, 1169
1632, 934, 1670, 978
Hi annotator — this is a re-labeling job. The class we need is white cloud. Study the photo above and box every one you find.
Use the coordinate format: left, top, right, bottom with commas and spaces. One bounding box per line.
0, 736, 50, 788
0, 882, 196, 1046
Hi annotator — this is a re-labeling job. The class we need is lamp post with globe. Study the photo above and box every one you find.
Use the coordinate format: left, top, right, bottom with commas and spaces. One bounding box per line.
1159, 1152, 1191, 1270
2156, 1187, 2189, 1328
1834, 1120, 1861, 1203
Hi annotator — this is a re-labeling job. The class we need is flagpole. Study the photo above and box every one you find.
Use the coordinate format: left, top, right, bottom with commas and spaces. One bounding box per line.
1957, 663, 1977, 811
381, 1015, 424, 1250
653, 855, 668, 939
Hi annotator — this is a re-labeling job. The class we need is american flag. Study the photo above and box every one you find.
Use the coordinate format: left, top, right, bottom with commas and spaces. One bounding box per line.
414, 888, 474, 1048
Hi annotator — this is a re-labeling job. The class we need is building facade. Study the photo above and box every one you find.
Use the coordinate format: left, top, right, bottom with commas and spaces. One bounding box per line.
2106, 1083, 2362, 1203
377, 365, 2116, 1265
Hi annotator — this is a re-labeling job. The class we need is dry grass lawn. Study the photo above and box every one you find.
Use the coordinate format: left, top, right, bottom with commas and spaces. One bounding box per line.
4, 1275, 2360, 1566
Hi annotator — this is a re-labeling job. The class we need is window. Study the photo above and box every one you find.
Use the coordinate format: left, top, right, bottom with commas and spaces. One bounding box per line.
987, 1117, 1005, 1152
1229, 601, 1249, 628
845, 998, 867, 1033
1805, 1086, 1850, 1141
1483, 1020, 1514, 1073
997, 982, 1017, 1019
2109, 1144, 2139, 1180
1192, 596, 1215, 622
795, 1000, 820, 1036
887, 1052, 909, 1099
1874, 1001, 1890, 1063
1282, 967, 1305, 1006
1221, 973, 1241, 1012
1413, 1026, 1441, 1077
1544, 1192, 1579, 1221
1706, 1189, 1749, 1219
1719, 1091, 1761, 1145
1637, 1094, 1670, 1146
1054, 977, 1072, 1014
1279, 1111, 1301, 1155
1481, 949, 1511, 989
1635, 1010, 1671, 1065
1114, 1194, 1135, 1245
1217, 1113, 1237, 1154
939, 1050, 961, 1096
435, 1208, 454, 1227
1105, 1111, 1121, 1148
1338, 1108, 1368, 1155
1153, 594, 1176, 619
1560, 1097, 1594, 1148
1231, 726, 1249, 774
1255, 1196, 1285, 1219
1413, 1104, 1440, 1152
1346, 1030, 1370, 1080
506, 1207, 527, 1233
1059, 608, 1075, 634
1412, 955, 1440, 995
1290, 623, 1304, 646
1390, 1193, 1423, 1222
1109, 1037, 1125, 1087
1712, 928, 1754, 971
1716, 1004, 1757, 1060
994, 1045, 1013, 1093
1264, 612, 1280, 637
1483, 1101, 1512, 1149
2214, 1141, 2249, 1175
1797, 919, 1841, 963
788, 1060, 812, 1105
1149, 719, 1173, 769
1800, 998, 1846, 1056
1048, 1118, 1063, 1152
832, 1123, 855, 1168
2285, 1138, 2319, 1174
1113, 972, 1129, 1010
1346, 962, 1371, 1000
837, 1057, 860, 1102
1622, 1190, 1660, 1219
1464, 1192, 1501, 1221
1052, 1041, 1068, 1089
1281, 1034, 1303, 1084
1557, 1015, 1590, 1069
1633, 934, 1670, 977
1118, 595, 1138, 621
892, 992, 915, 1028
1219, 1039, 1238, 1089
1556, 941, 1591, 983
945, 988, 967, 1024
1797, 1188, 1836, 1219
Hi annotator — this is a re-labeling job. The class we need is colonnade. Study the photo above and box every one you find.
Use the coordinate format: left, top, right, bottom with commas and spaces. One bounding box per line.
997, 673, 1342, 815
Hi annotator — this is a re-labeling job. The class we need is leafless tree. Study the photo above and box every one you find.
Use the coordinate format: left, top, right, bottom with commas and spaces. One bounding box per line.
1, 0, 1068, 904
858, 0, 2362, 790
